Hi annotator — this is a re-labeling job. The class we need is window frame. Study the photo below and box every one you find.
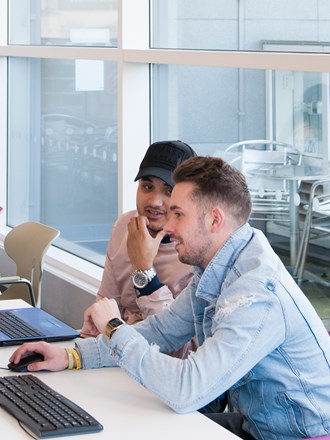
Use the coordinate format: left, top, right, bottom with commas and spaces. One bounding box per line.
1, 0, 330, 292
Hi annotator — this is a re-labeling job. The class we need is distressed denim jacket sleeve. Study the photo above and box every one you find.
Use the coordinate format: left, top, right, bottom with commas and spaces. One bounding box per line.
75, 225, 284, 411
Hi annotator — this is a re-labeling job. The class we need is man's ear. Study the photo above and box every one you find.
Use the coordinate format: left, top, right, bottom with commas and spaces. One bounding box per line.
210, 207, 225, 232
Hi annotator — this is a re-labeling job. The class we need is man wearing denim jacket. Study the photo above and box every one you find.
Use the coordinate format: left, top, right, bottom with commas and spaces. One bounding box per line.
10, 156, 330, 440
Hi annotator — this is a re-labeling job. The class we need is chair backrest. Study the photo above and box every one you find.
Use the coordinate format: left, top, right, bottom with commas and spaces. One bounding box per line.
294, 178, 330, 280
226, 140, 301, 167
1, 222, 60, 306
226, 140, 301, 197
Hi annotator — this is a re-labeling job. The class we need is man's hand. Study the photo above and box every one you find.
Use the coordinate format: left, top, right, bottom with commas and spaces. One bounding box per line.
9, 341, 68, 372
82, 298, 121, 337
127, 215, 165, 270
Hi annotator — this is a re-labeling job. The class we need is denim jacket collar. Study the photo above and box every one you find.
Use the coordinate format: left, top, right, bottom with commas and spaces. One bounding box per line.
194, 223, 253, 303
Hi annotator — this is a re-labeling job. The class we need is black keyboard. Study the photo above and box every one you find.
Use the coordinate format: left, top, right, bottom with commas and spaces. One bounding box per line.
0, 375, 103, 438
0, 311, 44, 338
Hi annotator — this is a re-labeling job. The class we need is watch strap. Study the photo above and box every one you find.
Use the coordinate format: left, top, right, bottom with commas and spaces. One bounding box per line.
140, 267, 157, 282
105, 318, 126, 339
131, 267, 157, 289
136, 274, 164, 297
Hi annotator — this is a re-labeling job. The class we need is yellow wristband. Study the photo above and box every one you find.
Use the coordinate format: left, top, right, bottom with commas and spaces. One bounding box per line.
65, 348, 74, 370
71, 348, 81, 370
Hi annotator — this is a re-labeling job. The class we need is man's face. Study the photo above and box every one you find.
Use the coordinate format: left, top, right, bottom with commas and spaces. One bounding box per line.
136, 176, 172, 236
164, 182, 213, 268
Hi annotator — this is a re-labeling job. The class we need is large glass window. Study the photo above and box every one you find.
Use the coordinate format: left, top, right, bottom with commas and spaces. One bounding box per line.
152, 0, 330, 52
151, 64, 330, 259
2, 0, 330, 273
8, 57, 118, 266
152, 65, 329, 164
9, 0, 118, 46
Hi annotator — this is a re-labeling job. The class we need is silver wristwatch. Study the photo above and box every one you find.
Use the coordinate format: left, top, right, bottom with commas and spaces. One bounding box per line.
131, 267, 157, 289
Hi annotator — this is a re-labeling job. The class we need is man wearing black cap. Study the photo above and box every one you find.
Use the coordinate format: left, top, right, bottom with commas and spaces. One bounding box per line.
80, 140, 196, 355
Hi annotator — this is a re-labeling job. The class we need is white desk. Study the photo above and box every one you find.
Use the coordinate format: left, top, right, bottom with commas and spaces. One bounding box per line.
0, 301, 239, 439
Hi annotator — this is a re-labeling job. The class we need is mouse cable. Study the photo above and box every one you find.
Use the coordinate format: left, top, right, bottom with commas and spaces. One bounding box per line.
18, 420, 38, 440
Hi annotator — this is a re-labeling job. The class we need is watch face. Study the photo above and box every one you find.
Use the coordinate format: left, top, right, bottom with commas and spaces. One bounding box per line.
109, 317, 124, 328
106, 317, 125, 339
132, 271, 148, 289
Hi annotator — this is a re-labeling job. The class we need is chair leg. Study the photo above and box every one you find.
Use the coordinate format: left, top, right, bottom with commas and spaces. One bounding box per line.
295, 203, 314, 284
294, 218, 309, 282
0, 277, 36, 307
296, 231, 310, 283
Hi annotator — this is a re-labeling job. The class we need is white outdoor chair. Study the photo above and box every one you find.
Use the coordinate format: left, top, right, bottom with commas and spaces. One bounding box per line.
294, 177, 330, 286
225, 140, 301, 224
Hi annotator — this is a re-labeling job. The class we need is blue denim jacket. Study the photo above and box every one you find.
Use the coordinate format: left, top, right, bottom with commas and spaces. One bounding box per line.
76, 224, 330, 440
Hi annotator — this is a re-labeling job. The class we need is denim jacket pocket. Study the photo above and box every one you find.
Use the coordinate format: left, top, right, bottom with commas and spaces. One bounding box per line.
277, 391, 309, 437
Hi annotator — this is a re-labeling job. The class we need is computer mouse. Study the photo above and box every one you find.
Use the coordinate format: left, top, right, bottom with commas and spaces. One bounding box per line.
7, 353, 45, 372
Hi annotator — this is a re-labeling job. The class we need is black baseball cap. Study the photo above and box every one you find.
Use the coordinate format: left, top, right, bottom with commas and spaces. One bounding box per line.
134, 140, 197, 187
